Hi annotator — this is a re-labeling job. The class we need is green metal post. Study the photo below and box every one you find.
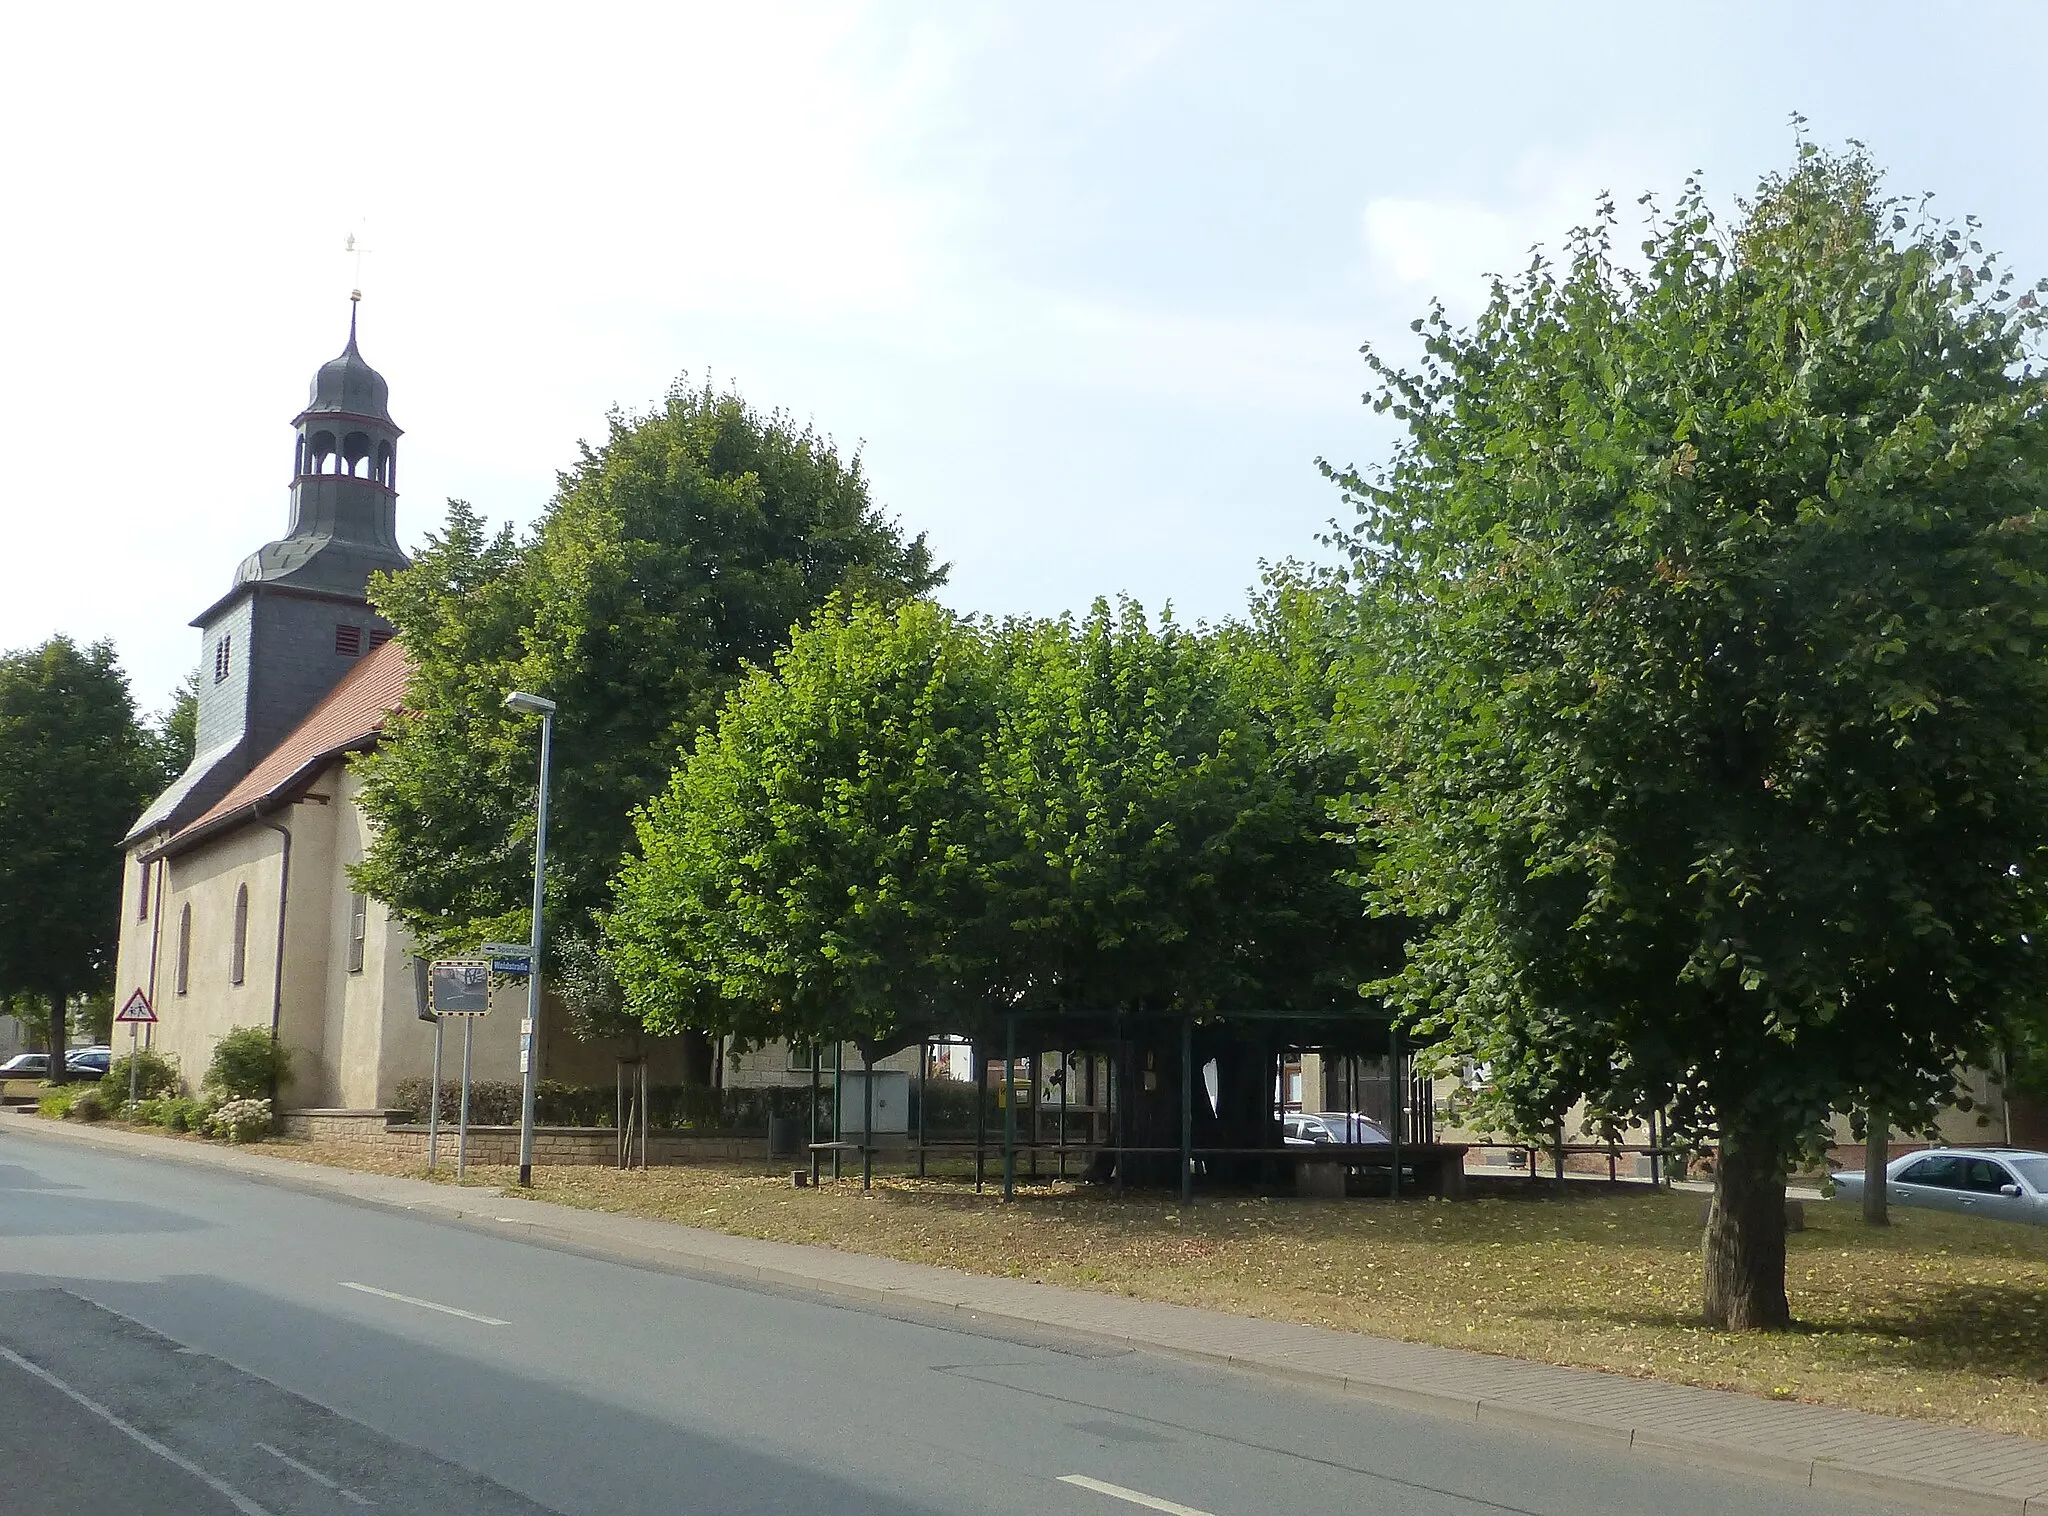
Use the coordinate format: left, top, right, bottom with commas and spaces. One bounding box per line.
1389, 1025, 1404, 1200
832, 1041, 844, 1182
1002, 1016, 1017, 1201
809, 1044, 821, 1187
1180, 1017, 1194, 1207
1027, 1049, 1039, 1180
862, 1044, 874, 1191
1058, 1048, 1069, 1180
974, 1045, 986, 1193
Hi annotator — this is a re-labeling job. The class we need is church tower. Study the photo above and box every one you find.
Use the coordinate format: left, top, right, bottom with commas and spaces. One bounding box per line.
128, 304, 412, 842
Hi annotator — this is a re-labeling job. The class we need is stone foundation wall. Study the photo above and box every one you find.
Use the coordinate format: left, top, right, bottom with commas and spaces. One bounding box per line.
281, 1108, 768, 1165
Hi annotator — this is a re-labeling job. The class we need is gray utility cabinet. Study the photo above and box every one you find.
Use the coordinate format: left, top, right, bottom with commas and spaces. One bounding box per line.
834, 1070, 910, 1135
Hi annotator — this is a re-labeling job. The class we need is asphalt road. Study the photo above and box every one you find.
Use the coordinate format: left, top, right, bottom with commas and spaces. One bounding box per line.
0, 1124, 1929, 1516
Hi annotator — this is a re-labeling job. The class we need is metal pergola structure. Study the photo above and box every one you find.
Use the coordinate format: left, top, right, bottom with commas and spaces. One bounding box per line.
800, 1008, 1437, 1206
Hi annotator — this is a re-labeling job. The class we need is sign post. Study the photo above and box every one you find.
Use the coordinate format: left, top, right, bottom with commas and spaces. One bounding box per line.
115, 991, 156, 1105
427, 1014, 445, 1169
428, 961, 492, 1180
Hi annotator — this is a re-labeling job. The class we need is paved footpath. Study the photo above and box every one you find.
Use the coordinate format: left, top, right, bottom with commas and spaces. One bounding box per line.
15, 1114, 2048, 1516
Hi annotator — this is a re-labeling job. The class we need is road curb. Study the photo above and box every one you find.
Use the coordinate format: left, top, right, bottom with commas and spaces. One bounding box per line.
9, 1113, 2044, 1515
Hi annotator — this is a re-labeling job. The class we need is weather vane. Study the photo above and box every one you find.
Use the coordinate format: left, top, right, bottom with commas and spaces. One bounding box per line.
344, 228, 371, 303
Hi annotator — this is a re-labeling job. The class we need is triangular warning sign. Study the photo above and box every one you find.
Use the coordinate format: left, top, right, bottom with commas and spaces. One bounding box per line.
115, 990, 156, 1024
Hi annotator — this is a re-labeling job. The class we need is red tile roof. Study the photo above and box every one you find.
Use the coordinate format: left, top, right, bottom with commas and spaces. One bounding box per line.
165, 640, 412, 853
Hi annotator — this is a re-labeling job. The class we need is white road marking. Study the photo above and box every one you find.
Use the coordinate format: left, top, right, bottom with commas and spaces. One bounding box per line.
0, 1342, 276, 1516
338, 1281, 510, 1325
1059, 1474, 1217, 1516
256, 1441, 373, 1505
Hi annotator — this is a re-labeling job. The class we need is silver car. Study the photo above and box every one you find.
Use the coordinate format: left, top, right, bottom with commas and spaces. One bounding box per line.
1833, 1147, 2048, 1226
1282, 1111, 1391, 1146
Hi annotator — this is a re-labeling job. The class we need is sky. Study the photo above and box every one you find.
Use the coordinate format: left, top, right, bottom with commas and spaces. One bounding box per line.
5, 1, 2046, 714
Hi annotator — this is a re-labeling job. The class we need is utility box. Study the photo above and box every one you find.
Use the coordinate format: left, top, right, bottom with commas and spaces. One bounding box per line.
835, 1070, 910, 1135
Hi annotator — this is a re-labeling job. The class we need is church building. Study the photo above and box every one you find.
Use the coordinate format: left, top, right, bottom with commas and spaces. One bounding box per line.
112, 310, 520, 1106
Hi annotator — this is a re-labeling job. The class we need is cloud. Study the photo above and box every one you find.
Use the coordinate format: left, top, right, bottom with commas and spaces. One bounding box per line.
1357, 148, 1670, 319
1361, 198, 1531, 297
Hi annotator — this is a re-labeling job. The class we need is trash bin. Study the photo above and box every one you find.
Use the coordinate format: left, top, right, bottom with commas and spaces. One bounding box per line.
767, 1114, 802, 1157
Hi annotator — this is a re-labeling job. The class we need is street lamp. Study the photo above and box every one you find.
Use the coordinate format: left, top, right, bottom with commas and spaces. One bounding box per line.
504, 689, 557, 1187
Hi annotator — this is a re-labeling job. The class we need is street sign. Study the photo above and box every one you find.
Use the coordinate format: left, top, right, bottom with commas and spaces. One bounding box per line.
473, 940, 532, 976
115, 990, 156, 1025
427, 960, 492, 1016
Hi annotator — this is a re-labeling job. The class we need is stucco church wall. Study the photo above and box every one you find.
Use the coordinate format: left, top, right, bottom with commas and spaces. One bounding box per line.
113, 852, 165, 1030
539, 1014, 707, 1086
280, 768, 343, 1105
147, 826, 289, 1097
332, 764, 443, 1107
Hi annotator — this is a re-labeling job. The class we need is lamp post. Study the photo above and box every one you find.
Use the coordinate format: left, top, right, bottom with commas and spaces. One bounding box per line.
504, 689, 557, 1187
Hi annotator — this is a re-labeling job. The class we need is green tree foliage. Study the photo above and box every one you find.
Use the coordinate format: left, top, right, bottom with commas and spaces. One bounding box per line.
608, 595, 1001, 1054
607, 592, 1383, 1113
352, 379, 944, 960
1328, 144, 2048, 1329
983, 594, 1371, 1028
0, 637, 159, 1083
152, 670, 198, 784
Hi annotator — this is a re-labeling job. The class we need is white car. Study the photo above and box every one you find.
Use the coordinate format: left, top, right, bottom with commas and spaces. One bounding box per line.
1282, 1111, 1391, 1146
1834, 1147, 2048, 1226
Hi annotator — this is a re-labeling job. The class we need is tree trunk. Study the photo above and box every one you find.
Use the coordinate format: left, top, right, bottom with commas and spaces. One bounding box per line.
45, 993, 67, 1085
678, 1030, 715, 1086
1862, 1111, 1889, 1226
1702, 1123, 1792, 1330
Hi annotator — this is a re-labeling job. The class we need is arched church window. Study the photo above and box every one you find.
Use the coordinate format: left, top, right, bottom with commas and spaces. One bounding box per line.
308, 430, 337, 474
375, 441, 393, 485
175, 904, 192, 995
230, 884, 249, 986
347, 893, 368, 973
342, 431, 371, 478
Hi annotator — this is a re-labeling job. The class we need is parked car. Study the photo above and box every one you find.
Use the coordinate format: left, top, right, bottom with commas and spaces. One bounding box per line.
1834, 1147, 2048, 1226
1282, 1111, 1391, 1146
65, 1047, 113, 1077
0, 1052, 50, 1080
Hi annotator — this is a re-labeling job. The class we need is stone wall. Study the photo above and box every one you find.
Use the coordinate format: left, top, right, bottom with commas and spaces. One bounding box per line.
281, 1108, 768, 1166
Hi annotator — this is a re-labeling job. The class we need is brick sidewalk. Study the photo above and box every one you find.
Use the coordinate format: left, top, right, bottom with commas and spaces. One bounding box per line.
12, 1114, 2048, 1515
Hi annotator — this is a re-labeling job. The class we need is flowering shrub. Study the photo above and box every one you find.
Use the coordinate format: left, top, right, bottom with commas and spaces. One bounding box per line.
209, 1097, 272, 1143
65, 1088, 107, 1123
204, 1028, 289, 1100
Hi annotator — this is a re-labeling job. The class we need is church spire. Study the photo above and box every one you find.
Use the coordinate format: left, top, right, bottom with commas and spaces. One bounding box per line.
226, 310, 408, 598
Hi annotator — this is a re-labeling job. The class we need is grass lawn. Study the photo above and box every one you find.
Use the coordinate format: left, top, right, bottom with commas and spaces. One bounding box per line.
220, 1135, 2048, 1440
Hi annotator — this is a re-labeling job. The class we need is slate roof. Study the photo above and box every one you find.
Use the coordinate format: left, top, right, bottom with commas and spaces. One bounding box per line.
156, 639, 411, 857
